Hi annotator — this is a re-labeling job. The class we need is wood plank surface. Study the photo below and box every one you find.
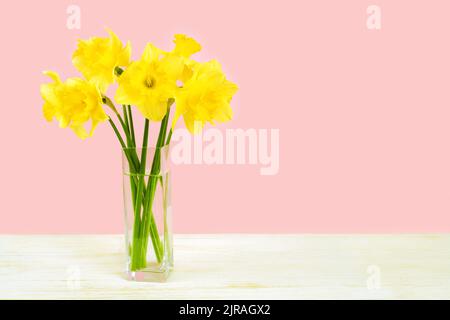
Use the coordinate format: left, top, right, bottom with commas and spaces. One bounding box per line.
0, 234, 449, 299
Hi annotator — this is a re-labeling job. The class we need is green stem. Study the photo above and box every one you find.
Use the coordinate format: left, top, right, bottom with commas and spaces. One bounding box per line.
104, 96, 139, 170
140, 103, 172, 264
109, 117, 139, 205
124, 106, 137, 228
108, 118, 126, 149
122, 105, 130, 135
165, 128, 173, 146
130, 119, 150, 271
108, 118, 136, 172
127, 106, 136, 147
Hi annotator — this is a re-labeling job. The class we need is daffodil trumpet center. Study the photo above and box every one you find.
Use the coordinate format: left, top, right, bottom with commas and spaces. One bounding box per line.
144, 76, 156, 89
114, 66, 124, 76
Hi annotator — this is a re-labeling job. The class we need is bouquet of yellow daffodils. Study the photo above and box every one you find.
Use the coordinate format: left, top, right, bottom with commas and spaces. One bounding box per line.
40, 30, 237, 278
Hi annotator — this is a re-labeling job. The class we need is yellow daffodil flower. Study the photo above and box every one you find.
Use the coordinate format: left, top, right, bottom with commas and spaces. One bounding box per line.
40, 71, 108, 139
169, 35, 201, 85
115, 43, 182, 121
173, 60, 238, 133
172, 34, 201, 58
72, 30, 131, 92
43, 32, 237, 139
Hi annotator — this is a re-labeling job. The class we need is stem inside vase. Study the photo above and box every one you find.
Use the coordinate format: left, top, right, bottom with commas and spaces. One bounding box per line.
125, 104, 172, 273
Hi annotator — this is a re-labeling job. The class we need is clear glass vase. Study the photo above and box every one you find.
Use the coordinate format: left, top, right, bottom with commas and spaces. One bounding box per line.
122, 145, 172, 282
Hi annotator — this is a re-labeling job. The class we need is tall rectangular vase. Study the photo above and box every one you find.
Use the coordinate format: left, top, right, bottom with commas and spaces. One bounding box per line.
122, 145, 172, 282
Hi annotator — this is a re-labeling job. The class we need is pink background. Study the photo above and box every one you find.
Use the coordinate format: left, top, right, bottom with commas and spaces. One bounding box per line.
1, 0, 450, 233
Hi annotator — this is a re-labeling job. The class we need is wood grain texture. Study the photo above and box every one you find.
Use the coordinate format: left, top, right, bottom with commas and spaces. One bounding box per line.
0, 234, 449, 299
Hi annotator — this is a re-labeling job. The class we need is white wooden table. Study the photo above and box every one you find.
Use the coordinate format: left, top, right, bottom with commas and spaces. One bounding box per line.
0, 235, 449, 299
